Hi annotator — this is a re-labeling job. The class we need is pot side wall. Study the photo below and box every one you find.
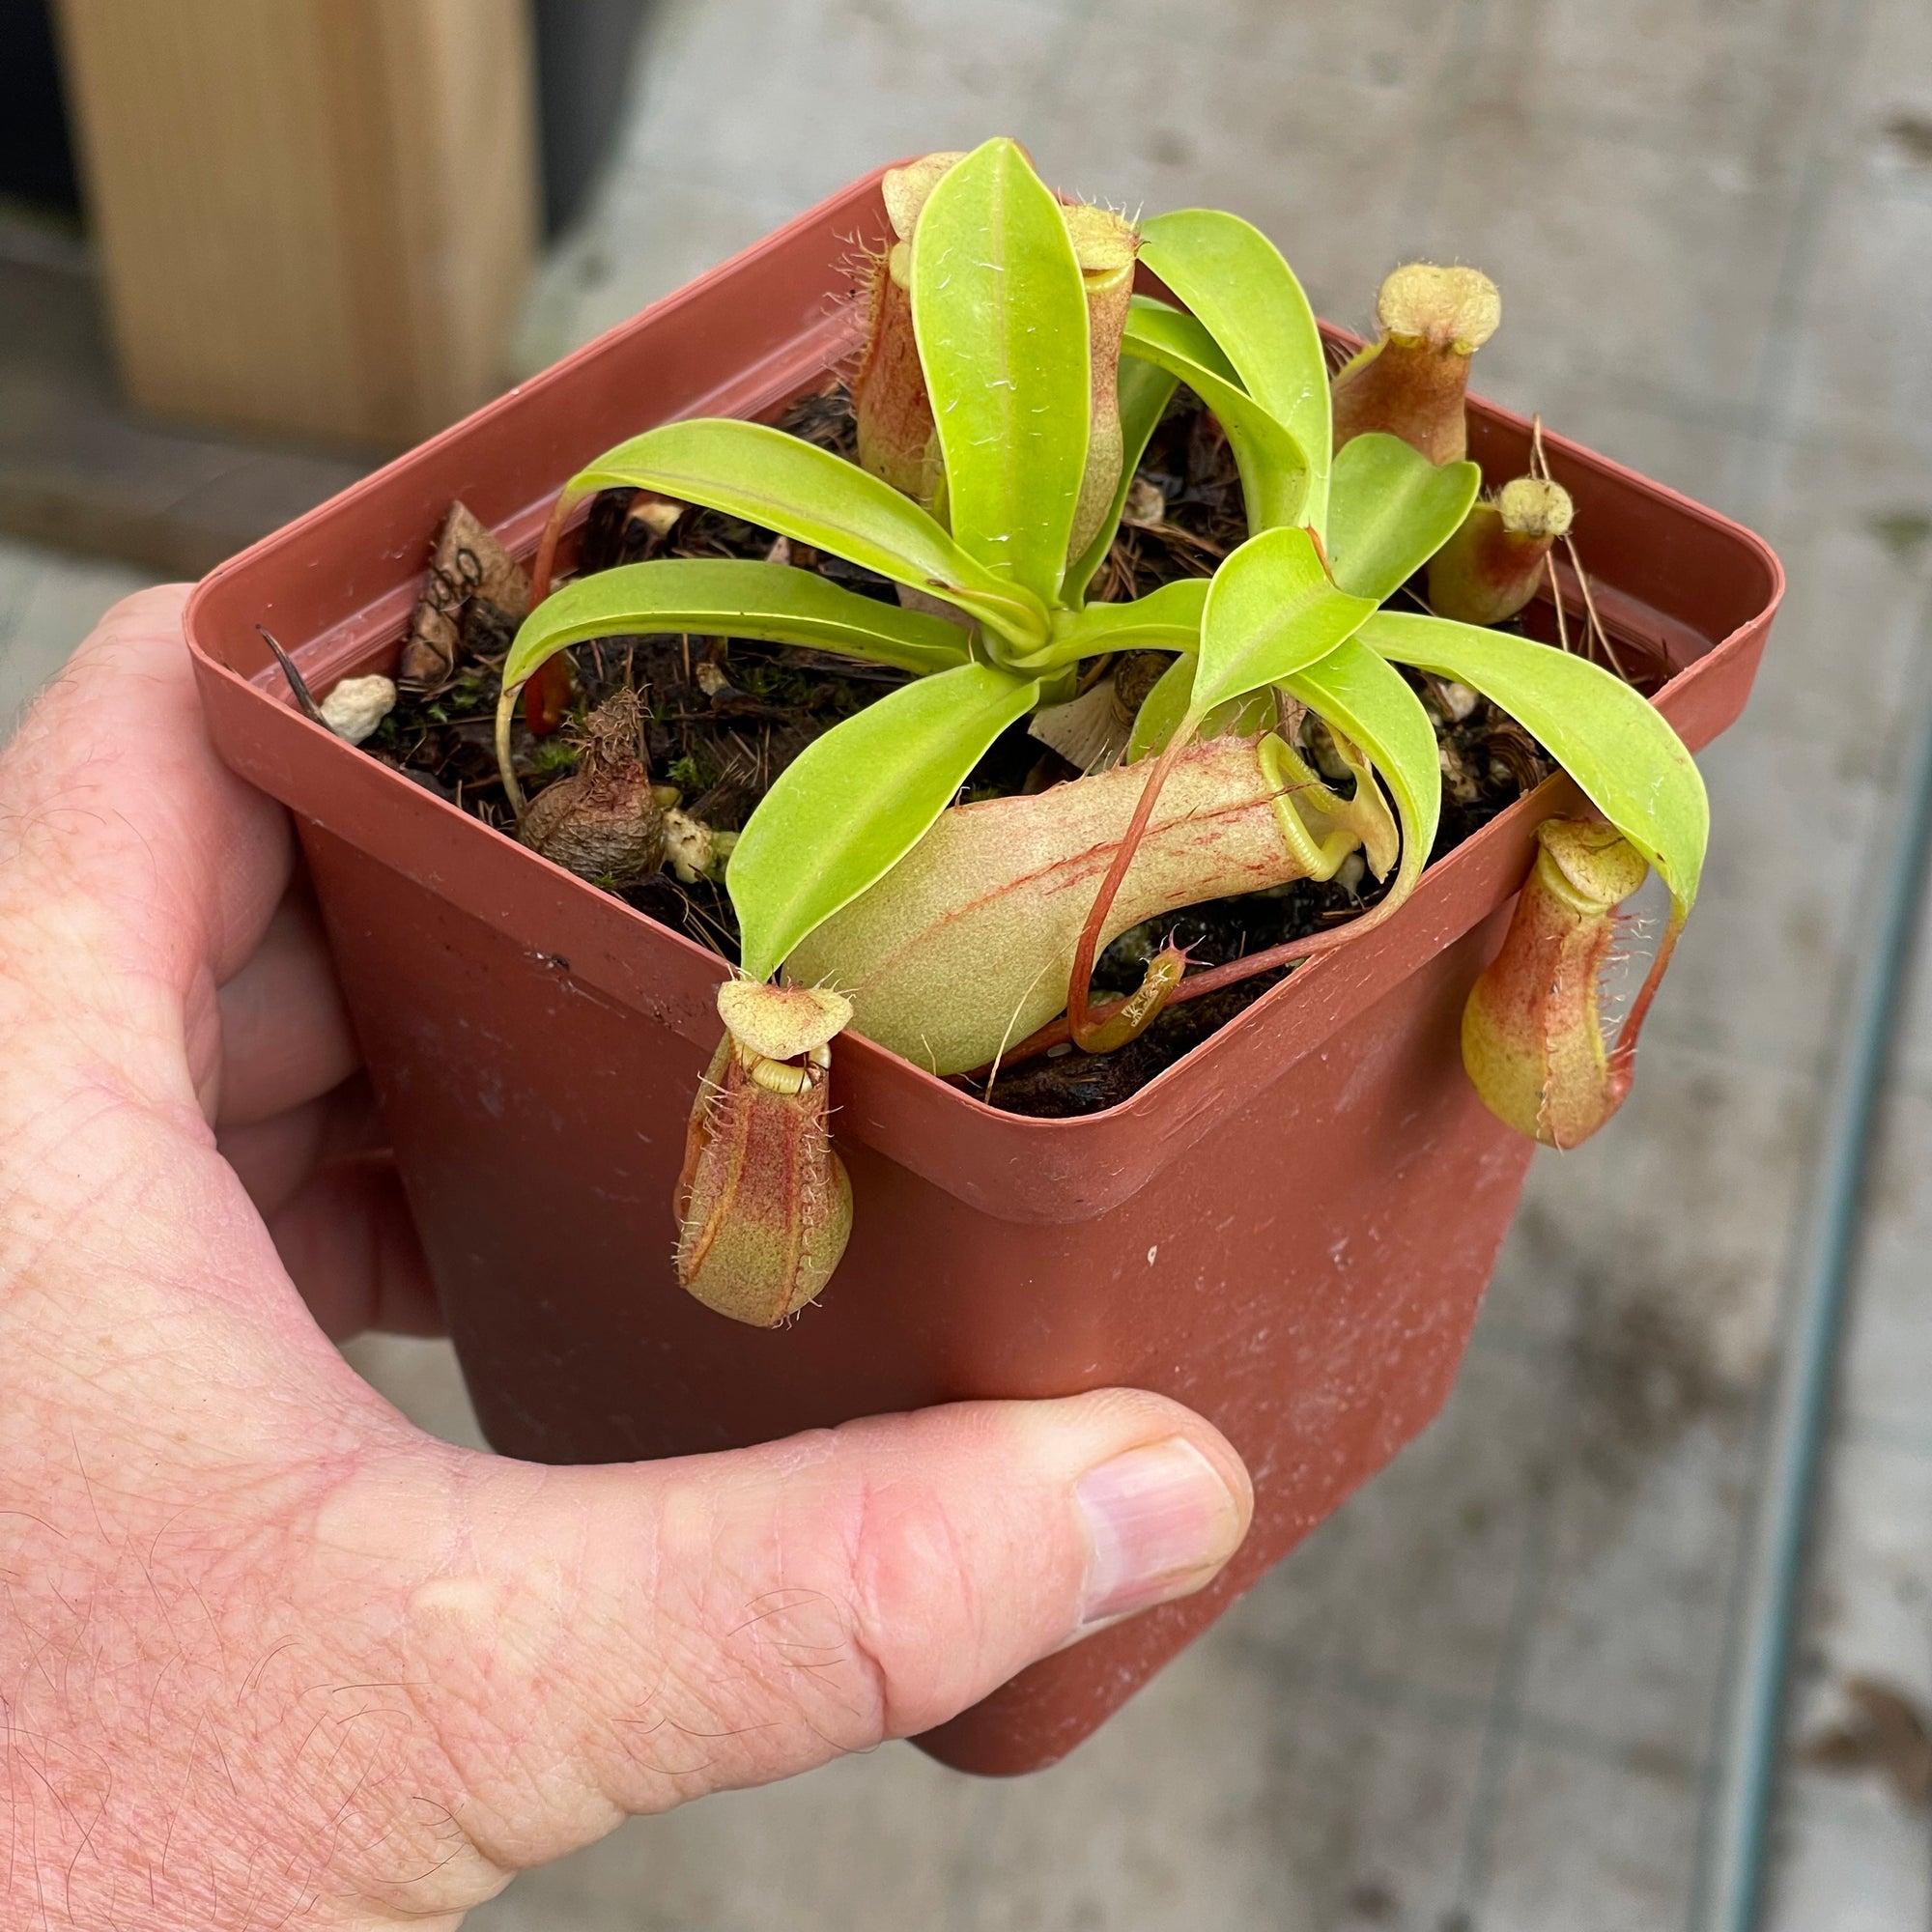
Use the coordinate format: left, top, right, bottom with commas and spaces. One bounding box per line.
304, 819, 1530, 1772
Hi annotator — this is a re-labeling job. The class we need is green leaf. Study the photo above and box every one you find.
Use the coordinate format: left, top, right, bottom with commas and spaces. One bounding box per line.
1363, 611, 1709, 912
1120, 298, 1239, 378
502, 559, 973, 693
728, 662, 1040, 980
555, 417, 1048, 650
1327, 434, 1482, 601
1192, 526, 1377, 719
1137, 210, 1333, 533
1063, 357, 1179, 605
1125, 651, 1197, 762
1122, 298, 1309, 531
1029, 576, 1208, 668
1122, 293, 1244, 384
911, 137, 1091, 609
1279, 639, 1442, 906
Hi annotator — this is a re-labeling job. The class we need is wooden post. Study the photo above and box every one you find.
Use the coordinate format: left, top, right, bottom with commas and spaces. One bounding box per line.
53, 0, 539, 447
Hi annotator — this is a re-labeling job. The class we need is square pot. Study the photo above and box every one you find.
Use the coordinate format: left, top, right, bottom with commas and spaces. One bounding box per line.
185, 166, 1783, 1776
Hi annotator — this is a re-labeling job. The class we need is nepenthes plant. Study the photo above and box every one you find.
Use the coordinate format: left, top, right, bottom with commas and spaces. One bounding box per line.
489, 137, 1707, 1325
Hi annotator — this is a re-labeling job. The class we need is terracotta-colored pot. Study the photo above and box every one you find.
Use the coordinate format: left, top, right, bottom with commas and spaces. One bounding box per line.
185, 167, 1782, 1776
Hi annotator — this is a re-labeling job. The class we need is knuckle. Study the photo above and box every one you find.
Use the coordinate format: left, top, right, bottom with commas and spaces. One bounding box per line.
663, 1450, 899, 1764
637, 1443, 996, 1777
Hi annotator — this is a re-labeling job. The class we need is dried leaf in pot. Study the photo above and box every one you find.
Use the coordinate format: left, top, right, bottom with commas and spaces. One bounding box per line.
401, 501, 532, 690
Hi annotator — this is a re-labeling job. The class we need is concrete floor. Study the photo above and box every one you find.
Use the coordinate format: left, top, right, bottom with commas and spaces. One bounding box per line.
3, 0, 1929, 1924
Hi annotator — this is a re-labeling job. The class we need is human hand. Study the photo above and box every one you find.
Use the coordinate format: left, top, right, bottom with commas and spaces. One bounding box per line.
0, 587, 1252, 1930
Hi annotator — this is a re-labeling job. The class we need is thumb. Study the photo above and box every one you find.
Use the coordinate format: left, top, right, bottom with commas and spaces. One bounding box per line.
377, 1389, 1250, 1895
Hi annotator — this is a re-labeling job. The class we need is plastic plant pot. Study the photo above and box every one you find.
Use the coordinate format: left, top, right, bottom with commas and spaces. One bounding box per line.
185, 165, 1783, 1777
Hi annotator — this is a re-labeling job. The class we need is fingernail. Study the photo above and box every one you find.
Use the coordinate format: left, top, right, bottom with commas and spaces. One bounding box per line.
1075, 1436, 1246, 1628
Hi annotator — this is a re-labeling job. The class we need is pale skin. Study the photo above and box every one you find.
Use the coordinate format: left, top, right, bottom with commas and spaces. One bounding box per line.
0, 587, 1253, 1931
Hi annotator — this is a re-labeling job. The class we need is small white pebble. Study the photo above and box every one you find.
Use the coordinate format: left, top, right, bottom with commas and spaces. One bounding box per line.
320, 674, 397, 745
1439, 680, 1481, 722
629, 495, 685, 537
663, 808, 715, 884
1122, 475, 1167, 526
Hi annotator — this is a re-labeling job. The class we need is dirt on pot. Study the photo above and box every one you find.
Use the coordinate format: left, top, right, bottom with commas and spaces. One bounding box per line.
1800, 1677, 1932, 1809
359, 382, 1580, 1118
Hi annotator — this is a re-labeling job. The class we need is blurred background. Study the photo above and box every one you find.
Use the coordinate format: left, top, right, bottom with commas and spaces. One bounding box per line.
2, 2, 1928, 1926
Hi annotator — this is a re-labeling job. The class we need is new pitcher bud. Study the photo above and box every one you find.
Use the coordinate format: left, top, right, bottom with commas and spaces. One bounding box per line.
1428, 476, 1575, 626
1333, 263, 1500, 465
